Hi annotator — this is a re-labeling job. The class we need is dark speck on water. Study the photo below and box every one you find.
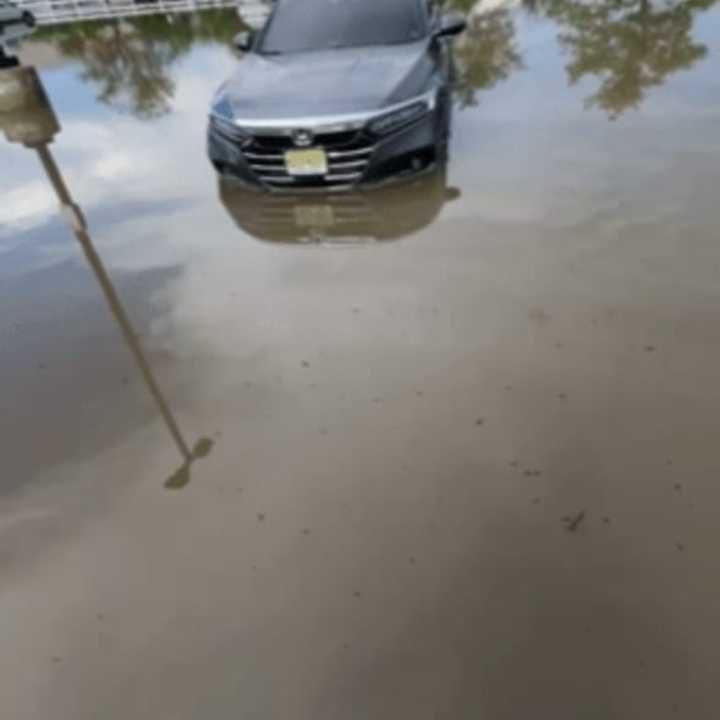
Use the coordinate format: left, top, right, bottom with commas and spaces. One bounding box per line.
301, 361, 311, 368
676, 543, 685, 552
353, 591, 362, 598
644, 345, 656, 352
257, 513, 265, 522
564, 511, 587, 533
475, 418, 485, 426
302, 528, 311, 535
674, 483, 682, 492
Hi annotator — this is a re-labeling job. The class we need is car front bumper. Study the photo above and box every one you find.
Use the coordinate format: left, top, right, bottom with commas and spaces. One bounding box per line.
207, 108, 443, 193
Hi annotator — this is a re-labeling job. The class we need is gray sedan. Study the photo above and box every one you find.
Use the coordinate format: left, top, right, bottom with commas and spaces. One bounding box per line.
208, 0, 466, 192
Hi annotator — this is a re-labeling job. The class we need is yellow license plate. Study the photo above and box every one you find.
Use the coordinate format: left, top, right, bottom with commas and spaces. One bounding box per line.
285, 148, 328, 176
294, 205, 335, 228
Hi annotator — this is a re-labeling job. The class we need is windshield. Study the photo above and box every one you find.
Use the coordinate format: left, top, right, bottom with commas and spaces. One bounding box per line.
260, 0, 426, 54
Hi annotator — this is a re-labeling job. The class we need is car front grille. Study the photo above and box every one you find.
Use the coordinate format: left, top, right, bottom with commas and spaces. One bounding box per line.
241, 130, 376, 191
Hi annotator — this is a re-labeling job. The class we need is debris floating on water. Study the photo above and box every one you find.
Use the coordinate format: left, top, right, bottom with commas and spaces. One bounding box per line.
564, 511, 587, 533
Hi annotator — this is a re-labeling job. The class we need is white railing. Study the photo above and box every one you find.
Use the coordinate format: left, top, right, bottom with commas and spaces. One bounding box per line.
11, 0, 268, 26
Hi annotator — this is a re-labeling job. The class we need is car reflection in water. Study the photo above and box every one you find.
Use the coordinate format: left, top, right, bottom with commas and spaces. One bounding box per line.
0, 37, 212, 489
218, 170, 460, 245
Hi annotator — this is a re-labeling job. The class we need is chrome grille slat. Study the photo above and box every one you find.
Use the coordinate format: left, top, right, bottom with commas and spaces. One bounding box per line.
325, 172, 363, 181
328, 147, 375, 159
259, 172, 363, 184
328, 160, 368, 170
244, 151, 284, 161
258, 176, 296, 184
250, 164, 286, 172
250, 160, 368, 171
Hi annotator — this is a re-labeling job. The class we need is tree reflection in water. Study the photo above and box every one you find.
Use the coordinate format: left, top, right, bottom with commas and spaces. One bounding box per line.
30, 9, 245, 119
535, 0, 718, 118
443, 0, 716, 117
443, 0, 524, 107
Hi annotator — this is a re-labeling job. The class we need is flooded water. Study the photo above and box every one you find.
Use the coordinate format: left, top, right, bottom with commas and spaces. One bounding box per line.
2, 1, 720, 717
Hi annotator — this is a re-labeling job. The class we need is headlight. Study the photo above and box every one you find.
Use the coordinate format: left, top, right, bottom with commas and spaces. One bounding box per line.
211, 95, 234, 121
210, 97, 250, 143
368, 101, 430, 136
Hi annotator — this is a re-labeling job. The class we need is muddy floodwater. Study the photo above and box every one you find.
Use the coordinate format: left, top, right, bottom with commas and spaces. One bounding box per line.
1, 1, 720, 718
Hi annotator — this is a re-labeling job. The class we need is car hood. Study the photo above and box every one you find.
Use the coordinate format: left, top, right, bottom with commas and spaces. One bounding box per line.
220, 41, 433, 121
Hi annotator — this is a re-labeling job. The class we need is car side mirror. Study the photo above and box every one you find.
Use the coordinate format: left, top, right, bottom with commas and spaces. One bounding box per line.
435, 14, 467, 39
233, 31, 253, 53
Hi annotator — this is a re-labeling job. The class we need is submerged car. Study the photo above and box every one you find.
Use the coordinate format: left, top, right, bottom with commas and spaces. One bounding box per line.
208, 0, 466, 192
0, 0, 34, 28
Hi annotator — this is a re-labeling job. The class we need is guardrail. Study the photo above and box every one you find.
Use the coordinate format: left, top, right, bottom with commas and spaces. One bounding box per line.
11, 0, 271, 26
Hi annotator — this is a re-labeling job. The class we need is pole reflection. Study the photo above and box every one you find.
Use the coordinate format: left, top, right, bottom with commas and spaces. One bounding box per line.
0, 44, 212, 489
